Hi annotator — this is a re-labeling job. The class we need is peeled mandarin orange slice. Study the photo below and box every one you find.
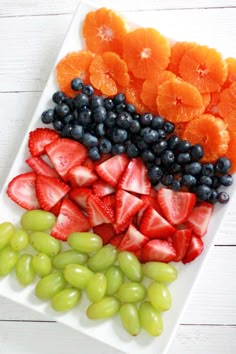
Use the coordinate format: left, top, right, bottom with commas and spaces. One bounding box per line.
89, 52, 129, 96
201, 92, 211, 109
168, 41, 197, 75
124, 74, 149, 114
82, 7, 127, 55
226, 131, 236, 173
156, 78, 204, 123
182, 114, 230, 162
218, 82, 236, 131
205, 90, 221, 115
224, 57, 236, 87
56, 50, 94, 97
122, 27, 171, 79
179, 44, 228, 93
174, 122, 187, 138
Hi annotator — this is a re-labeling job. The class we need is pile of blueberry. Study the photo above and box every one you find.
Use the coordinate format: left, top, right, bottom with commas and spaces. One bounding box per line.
41, 78, 233, 204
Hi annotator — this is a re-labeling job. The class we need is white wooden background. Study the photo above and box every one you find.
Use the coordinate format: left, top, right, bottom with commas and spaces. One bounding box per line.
0, 1, 236, 353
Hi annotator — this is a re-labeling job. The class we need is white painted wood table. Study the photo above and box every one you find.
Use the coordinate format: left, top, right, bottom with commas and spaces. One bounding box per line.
0, 1, 236, 353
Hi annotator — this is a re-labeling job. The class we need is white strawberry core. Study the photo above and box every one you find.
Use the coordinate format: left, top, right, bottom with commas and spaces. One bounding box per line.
97, 25, 114, 42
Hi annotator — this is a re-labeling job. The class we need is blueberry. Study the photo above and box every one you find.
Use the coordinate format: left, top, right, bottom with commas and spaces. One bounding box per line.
64, 98, 74, 111
157, 129, 166, 139
71, 125, 84, 140
53, 119, 64, 131
96, 123, 106, 137
208, 189, 219, 204
215, 157, 231, 174
93, 106, 107, 123
126, 143, 139, 158
184, 162, 202, 175
217, 191, 230, 204
104, 111, 117, 127
143, 128, 159, 144
161, 174, 174, 186
161, 150, 175, 166
134, 137, 148, 151
167, 135, 181, 150
196, 185, 212, 201
140, 113, 153, 126
155, 156, 162, 166
126, 103, 136, 114
142, 150, 155, 162
129, 120, 140, 133
151, 116, 164, 129
163, 121, 175, 134
199, 175, 212, 186
73, 93, 89, 109
103, 98, 114, 111
201, 163, 214, 177
152, 140, 167, 154
181, 174, 197, 187
148, 165, 163, 184
220, 174, 233, 186
212, 176, 221, 189
61, 124, 72, 138
191, 144, 204, 160
82, 84, 94, 96
52, 91, 66, 104
171, 179, 181, 191
176, 140, 191, 153
111, 144, 125, 155
99, 138, 112, 154
113, 93, 126, 105
90, 95, 104, 109
63, 114, 74, 125
176, 152, 191, 164
117, 112, 133, 129
41, 109, 54, 124
88, 147, 101, 161
71, 78, 83, 91
78, 110, 92, 125
112, 128, 128, 143
54, 104, 70, 118
82, 133, 99, 148
169, 162, 182, 174
115, 103, 126, 113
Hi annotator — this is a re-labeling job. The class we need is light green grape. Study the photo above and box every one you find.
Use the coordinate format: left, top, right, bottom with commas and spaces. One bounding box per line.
68, 232, 103, 253
51, 288, 81, 312
87, 244, 117, 272
52, 250, 88, 270
86, 296, 120, 320
86, 273, 107, 303
10, 228, 29, 252
117, 282, 146, 303
105, 265, 124, 296
120, 303, 141, 336
148, 282, 172, 312
32, 253, 52, 277
64, 264, 93, 289
142, 262, 177, 283
0, 246, 18, 276
139, 301, 163, 336
21, 210, 56, 231
0, 222, 15, 250
117, 251, 142, 282
35, 272, 65, 300
29, 232, 61, 257
15, 254, 35, 286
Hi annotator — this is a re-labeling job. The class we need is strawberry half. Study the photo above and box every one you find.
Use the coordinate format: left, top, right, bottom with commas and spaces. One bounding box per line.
87, 194, 115, 227
115, 189, 144, 226
51, 198, 90, 241
26, 156, 59, 178
67, 165, 98, 188
118, 224, 148, 252
137, 192, 162, 225
102, 194, 116, 210
95, 154, 129, 187
141, 239, 176, 263
93, 223, 116, 244
182, 235, 204, 264
185, 202, 213, 237
109, 233, 124, 248
28, 128, 59, 157
7, 172, 40, 210
92, 179, 115, 197
172, 228, 192, 262
157, 187, 196, 225
69, 187, 92, 210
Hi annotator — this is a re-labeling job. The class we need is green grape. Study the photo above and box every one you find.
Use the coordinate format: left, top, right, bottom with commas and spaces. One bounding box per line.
68, 232, 103, 253
51, 288, 81, 312
0, 246, 18, 276
120, 303, 141, 336
86, 273, 107, 303
0, 222, 15, 250
15, 254, 35, 286
117, 282, 146, 303
52, 250, 88, 270
117, 251, 142, 282
139, 301, 163, 336
35, 272, 65, 300
10, 229, 29, 252
105, 265, 124, 296
86, 296, 120, 320
21, 210, 56, 231
147, 282, 172, 312
142, 262, 177, 283
64, 264, 93, 289
87, 244, 117, 272
32, 253, 52, 277
29, 232, 61, 257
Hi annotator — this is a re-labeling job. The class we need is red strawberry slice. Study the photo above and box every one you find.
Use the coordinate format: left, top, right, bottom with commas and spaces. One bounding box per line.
139, 206, 176, 239
35, 175, 70, 211
51, 198, 90, 241
95, 154, 129, 187
45, 138, 87, 180
7, 172, 40, 210
182, 235, 204, 264
93, 223, 116, 244
28, 128, 59, 157
118, 224, 148, 252
50, 199, 64, 217
109, 233, 124, 248
102, 194, 116, 210
185, 202, 213, 237
113, 216, 133, 234
137, 192, 162, 225
26, 156, 59, 178
87, 194, 115, 227
141, 239, 176, 263
157, 187, 196, 225
115, 189, 144, 226
94, 153, 112, 165
69, 187, 92, 210
83, 157, 95, 170
67, 165, 98, 188
118, 158, 151, 195
172, 228, 192, 262
92, 179, 115, 197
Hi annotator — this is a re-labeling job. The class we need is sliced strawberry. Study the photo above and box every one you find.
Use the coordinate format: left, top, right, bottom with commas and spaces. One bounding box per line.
157, 187, 197, 225
139, 206, 176, 239
93, 223, 116, 244
45, 138, 87, 180
102, 194, 116, 210
26, 156, 59, 178
118, 224, 148, 252
92, 179, 115, 197
172, 229, 192, 262
118, 158, 151, 195
67, 165, 98, 188
94, 153, 112, 165
182, 235, 204, 264
185, 202, 213, 237
132, 248, 143, 262
95, 154, 129, 187
83, 157, 95, 170
141, 239, 176, 263
137, 192, 162, 225
109, 233, 124, 248
115, 189, 144, 226
7, 172, 40, 210
28, 128, 59, 157
69, 187, 92, 210
35, 175, 70, 211
113, 216, 133, 234
50, 199, 64, 216
87, 194, 115, 227
51, 198, 90, 241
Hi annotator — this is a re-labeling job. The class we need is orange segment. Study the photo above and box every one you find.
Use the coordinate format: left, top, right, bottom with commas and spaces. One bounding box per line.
56, 50, 94, 97
122, 28, 171, 79
179, 44, 228, 93
156, 78, 204, 123
226, 131, 236, 173
182, 114, 230, 162
201, 92, 211, 109
174, 122, 187, 138
89, 52, 129, 96
168, 41, 197, 75
224, 57, 236, 87
82, 7, 127, 55
218, 82, 236, 131
124, 74, 149, 114
205, 90, 221, 115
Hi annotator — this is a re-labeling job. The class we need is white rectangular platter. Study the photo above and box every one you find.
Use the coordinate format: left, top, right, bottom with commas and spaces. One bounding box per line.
0, 1, 235, 353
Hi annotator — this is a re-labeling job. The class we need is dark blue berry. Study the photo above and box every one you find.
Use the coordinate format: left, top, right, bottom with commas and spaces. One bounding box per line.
117, 112, 133, 129
41, 109, 54, 124
176, 152, 191, 164
82, 84, 94, 96
201, 163, 214, 177
104, 111, 117, 127
142, 150, 155, 162
71, 78, 83, 91
190, 144, 204, 160
54, 104, 70, 118
143, 128, 159, 144
63, 114, 74, 125
155, 157, 162, 166
220, 174, 233, 187
93, 106, 107, 123
71, 125, 84, 140
161, 150, 175, 166
199, 175, 212, 186
111, 144, 125, 155
88, 147, 101, 161
103, 98, 114, 111
212, 176, 221, 189
126, 103, 136, 114
78, 110, 92, 125
148, 166, 163, 184
52, 91, 66, 104
115, 103, 126, 113
151, 116, 164, 129
61, 124, 72, 138
181, 174, 197, 187
113, 93, 126, 105
152, 140, 167, 154
82, 133, 98, 148
176, 140, 191, 152
140, 113, 153, 126
129, 120, 140, 133
184, 162, 202, 175
73, 93, 89, 109
171, 180, 181, 191
161, 174, 174, 186
164, 121, 175, 134
167, 135, 181, 150
126, 143, 139, 158
134, 137, 148, 151
208, 189, 219, 204
90, 95, 104, 109
217, 191, 230, 204
112, 128, 128, 143
215, 157, 231, 174
196, 185, 212, 201
157, 129, 166, 139
96, 123, 106, 137
170, 162, 182, 174
99, 138, 112, 154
